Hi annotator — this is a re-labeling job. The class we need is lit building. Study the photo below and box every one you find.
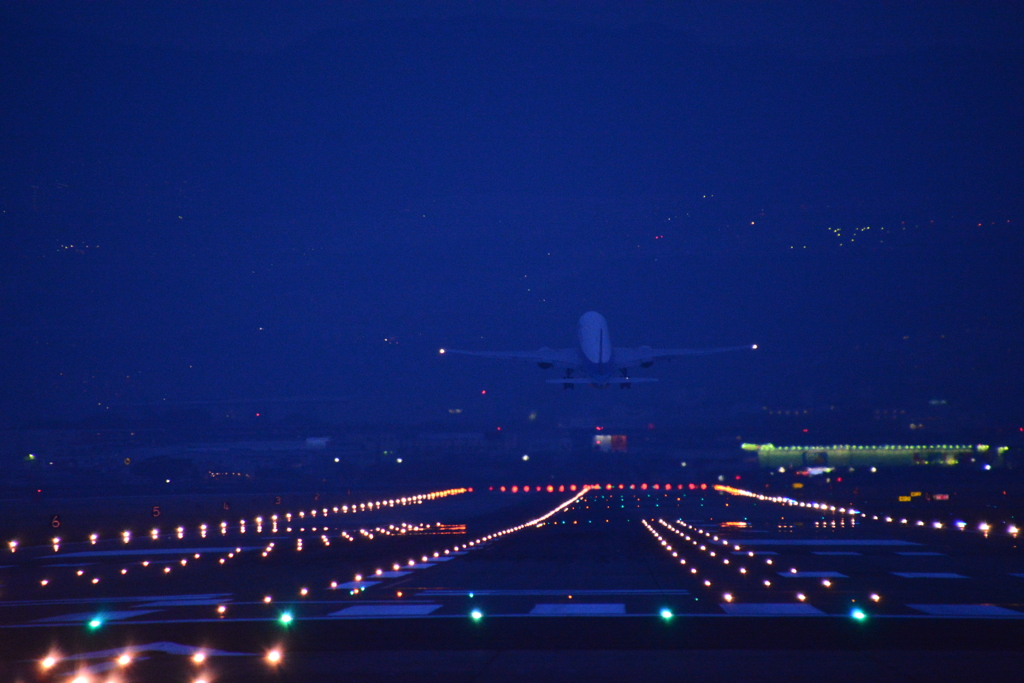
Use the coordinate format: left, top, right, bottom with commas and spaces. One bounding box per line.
745, 443, 1007, 469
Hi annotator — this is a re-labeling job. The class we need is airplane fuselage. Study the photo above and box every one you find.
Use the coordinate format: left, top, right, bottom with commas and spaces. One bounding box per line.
577, 311, 615, 385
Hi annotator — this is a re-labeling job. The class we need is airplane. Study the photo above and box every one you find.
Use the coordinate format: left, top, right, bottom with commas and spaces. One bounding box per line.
440, 311, 756, 388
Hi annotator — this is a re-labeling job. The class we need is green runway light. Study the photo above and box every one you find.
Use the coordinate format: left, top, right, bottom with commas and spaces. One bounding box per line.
88, 618, 102, 629
279, 612, 294, 625
470, 609, 483, 620
851, 608, 867, 621
659, 608, 673, 620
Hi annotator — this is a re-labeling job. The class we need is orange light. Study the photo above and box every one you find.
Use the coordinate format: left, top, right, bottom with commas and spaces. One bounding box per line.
500, 486, 506, 492
546, 485, 554, 493
570, 484, 576, 491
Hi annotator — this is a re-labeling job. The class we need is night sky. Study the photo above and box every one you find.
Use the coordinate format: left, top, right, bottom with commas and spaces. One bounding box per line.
1, 3, 1022, 429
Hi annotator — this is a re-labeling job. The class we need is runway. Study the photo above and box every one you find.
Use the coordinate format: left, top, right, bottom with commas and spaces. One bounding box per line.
2, 483, 1023, 681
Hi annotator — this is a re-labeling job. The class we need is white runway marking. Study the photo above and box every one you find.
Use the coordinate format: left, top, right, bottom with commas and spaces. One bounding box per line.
892, 572, 967, 579
32, 609, 160, 623
812, 552, 860, 556
896, 552, 945, 556
135, 599, 230, 607
328, 604, 441, 617
719, 603, 826, 616
908, 604, 1022, 617
732, 551, 778, 555
0, 593, 230, 607
61, 641, 251, 659
336, 581, 381, 590
530, 603, 626, 615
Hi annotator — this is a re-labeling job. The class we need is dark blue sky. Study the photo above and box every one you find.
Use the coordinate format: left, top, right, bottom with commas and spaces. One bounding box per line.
1, 3, 1022, 428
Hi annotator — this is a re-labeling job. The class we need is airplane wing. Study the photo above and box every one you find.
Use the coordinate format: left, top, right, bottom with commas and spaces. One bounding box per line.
442, 347, 579, 367
614, 344, 756, 367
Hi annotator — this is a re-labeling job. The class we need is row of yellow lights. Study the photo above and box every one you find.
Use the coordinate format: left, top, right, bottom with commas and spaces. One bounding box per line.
8, 488, 468, 553
36, 484, 596, 680
664, 518, 880, 604
495, 483, 708, 493
41, 644, 281, 681
714, 485, 1020, 538
645, 514, 883, 607
345, 486, 592, 593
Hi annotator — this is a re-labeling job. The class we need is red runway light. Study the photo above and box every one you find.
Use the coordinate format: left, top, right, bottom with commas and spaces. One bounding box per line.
500, 486, 506, 492
688, 483, 696, 490
653, 484, 660, 490
546, 485, 554, 493
641, 484, 648, 490
700, 483, 707, 490
570, 485, 577, 491
524, 486, 530, 492
511, 486, 518, 493
558, 485, 564, 492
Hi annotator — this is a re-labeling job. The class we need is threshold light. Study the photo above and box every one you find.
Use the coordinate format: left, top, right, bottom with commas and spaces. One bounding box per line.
470, 609, 483, 620
117, 653, 132, 666
279, 611, 293, 625
659, 608, 673, 620
41, 655, 58, 669
193, 652, 206, 664
266, 649, 282, 664
88, 617, 103, 629
851, 608, 867, 620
